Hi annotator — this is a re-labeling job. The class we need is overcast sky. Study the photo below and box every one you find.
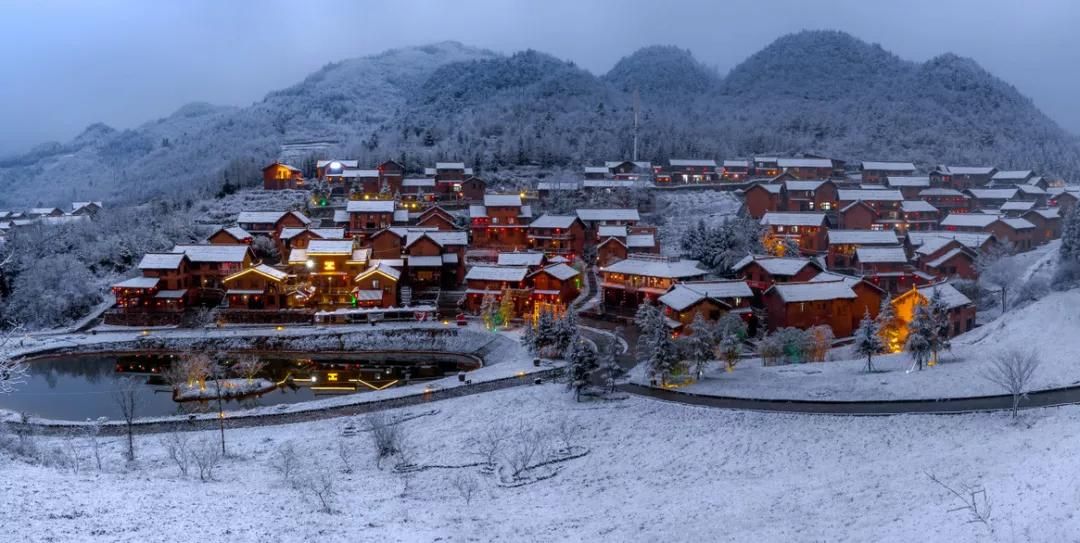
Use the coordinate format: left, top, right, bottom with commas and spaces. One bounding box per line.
1, 0, 1077, 155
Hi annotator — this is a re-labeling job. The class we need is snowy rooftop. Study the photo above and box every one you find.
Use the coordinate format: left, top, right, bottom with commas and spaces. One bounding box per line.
333, 209, 349, 223
838, 189, 904, 202
940, 165, 995, 175
759, 212, 826, 226
1016, 184, 1046, 195
784, 180, 827, 191
171, 244, 250, 263
626, 233, 656, 248
723, 159, 750, 168
584, 166, 610, 174
356, 262, 402, 282
1028, 208, 1060, 220
279, 227, 344, 240
733, 255, 818, 276
778, 158, 832, 168
915, 282, 972, 309
484, 194, 522, 207
919, 188, 966, 197
827, 230, 899, 245
576, 208, 640, 222
236, 210, 311, 225
407, 255, 443, 268
583, 179, 635, 188
435, 162, 466, 169
406, 230, 468, 248
925, 248, 969, 269
305, 240, 356, 255
1000, 217, 1035, 230
530, 214, 578, 229
886, 176, 930, 187
861, 161, 916, 171
113, 276, 159, 289
669, 159, 717, 168
536, 180, 581, 191
465, 266, 529, 282
402, 178, 436, 188
137, 253, 186, 270
992, 170, 1033, 180
602, 256, 703, 279
346, 200, 396, 213
901, 200, 938, 213
597, 225, 628, 238
316, 159, 358, 168
658, 281, 753, 311
1000, 201, 1036, 212
855, 246, 909, 264
967, 189, 1018, 200
769, 281, 857, 303
497, 252, 545, 267
940, 214, 999, 228
750, 183, 785, 194
532, 263, 579, 281
908, 231, 994, 252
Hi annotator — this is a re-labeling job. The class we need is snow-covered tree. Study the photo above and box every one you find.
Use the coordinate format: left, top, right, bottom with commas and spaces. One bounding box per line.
635, 300, 678, 384
1057, 205, 1080, 287
231, 354, 266, 383
926, 288, 952, 365
0, 325, 27, 394
479, 292, 498, 330
520, 320, 538, 355
977, 241, 1021, 312
981, 347, 1041, 418
678, 313, 716, 379
554, 310, 579, 356
905, 303, 935, 371
497, 289, 515, 328
533, 309, 558, 357
876, 294, 901, 353
566, 336, 598, 401
853, 309, 885, 372
250, 235, 280, 263
716, 334, 743, 373
806, 325, 834, 362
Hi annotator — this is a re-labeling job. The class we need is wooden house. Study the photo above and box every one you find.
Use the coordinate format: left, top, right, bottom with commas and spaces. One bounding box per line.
838, 189, 903, 226
762, 280, 859, 337
416, 206, 459, 230
657, 280, 754, 330
808, 272, 885, 326
222, 264, 289, 310
377, 160, 406, 194
316, 159, 359, 180
403, 229, 468, 288
207, 226, 253, 245
885, 176, 931, 199
236, 211, 311, 237
343, 170, 381, 195
919, 188, 970, 214
930, 166, 996, 190
463, 266, 531, 315
753, 157, 781, 178
965, 188, 1018, 210
111, 252, 192, 316
732, 255, 823, 292
892, 282, 976, 339
584, 166, 610, 180
742, 183, 786, 219
941, 214, 1035, 250
825, 229, 899, 269
263, 162, 304, 190
1047, 189, 1079, 215
576, 208, 641, 240
989, 170, 1035, 187
346, 200, 396, 239
900, 200, 940, 231
783, 179, 838, 212
1022, 209, 1062, 244
599, 255, 705, 313
667, 159, 719, 183
528, 214, 586, 259
528, 263, 581, 314
721, 160, 751, 181
71, 201, 103, 217
759, 212, 828, 254
777, 158, 833, 180
916, 241, 978, 281
170, 244, 254, 302
352, 263, 401, 308
470, 194, 532, 251
460, 177, 487, 202
851, 246, 928, 294
860, 161, 917, 184
286, 239, 370, 308
277, 227, 346, 257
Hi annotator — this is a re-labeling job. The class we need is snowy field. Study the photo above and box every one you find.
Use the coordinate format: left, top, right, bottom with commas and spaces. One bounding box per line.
2, 383, 1074, 542
661, 287, 1080, 401
651, 190, 742, 256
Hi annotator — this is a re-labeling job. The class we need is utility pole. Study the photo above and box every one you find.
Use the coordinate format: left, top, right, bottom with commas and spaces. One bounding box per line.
632, 88, 640, 162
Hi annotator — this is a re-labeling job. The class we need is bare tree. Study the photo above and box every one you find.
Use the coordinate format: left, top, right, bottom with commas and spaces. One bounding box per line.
982, 348, 1041, 418
927, 472, 992, 530
190, 439, 223, 482
553, 415, 582, 453
977, 242, 1022, 313
83, 417, 106, 471
450, 472, 480, 505
0, 324, 28, 395
296, 467, 339, 514
231, 354, 266, 383
162, 431, 192, 477
269, 441, 300, 484
365, 412, 406, 468
465, 424, 511, 467
112, 376, 142, 462
504, 428, 549, 479
336, 438, 356, 474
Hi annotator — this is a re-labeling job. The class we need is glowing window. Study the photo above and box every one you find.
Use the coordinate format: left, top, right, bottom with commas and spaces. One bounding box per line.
323, 261, 336, 271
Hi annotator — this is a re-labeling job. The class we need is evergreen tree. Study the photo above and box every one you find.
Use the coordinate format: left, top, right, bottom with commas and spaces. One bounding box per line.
1058, 204, 1080, 286
567, 336, 598, 401
853, 309, 885, 372
521, 320, 538, 355
678, 313, 716, 379
717, 333, 743, 372
876, 294, 901, 352
497, 288, 515, 328
534, 309, 558, 356
926, 288, 952, 366
905, 303, 935, 371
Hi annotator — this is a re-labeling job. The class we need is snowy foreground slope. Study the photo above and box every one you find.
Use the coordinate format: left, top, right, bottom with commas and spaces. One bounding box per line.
2, 384, 1074, 542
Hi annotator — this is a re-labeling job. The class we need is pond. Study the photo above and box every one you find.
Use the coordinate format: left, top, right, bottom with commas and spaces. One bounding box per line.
0, 351, 479, 421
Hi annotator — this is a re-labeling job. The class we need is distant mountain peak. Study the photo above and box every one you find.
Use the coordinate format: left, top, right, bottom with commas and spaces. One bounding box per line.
604, 44, 718, 97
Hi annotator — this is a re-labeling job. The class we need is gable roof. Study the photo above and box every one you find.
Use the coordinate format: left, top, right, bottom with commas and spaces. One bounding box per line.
210, 226, 252, 242
907, 231, 995, 253
855, 246, 909, 264
355, 262, 401, 282
938, 166, 995, 176
138, 252, 187, 270
305, 239, 356, 255
530, 263, 579, 281
669, 159, 717, 168
897, 282, 972, 310
113, 276, 160, 290
498, 252, 546, 267
658, 280, 754, 312
759, 212, 826, 227
171, 244, 251, 263
530, 214, 579, 229
861, 161, 916, 171
838, 189, 904, 202
940, 214, 999, 228
966, 188, 1018, 200
827, 230, 899, 245
925, 247, 974, 269
784, 180, 827, 191
732, 255, 821, 276
778, 158, 832, 168
576, 208, 640, 222
919, 188, 966, 197
598, 225, 628, 238
484, 194, 522, 207
992, 170, 1033, 181
602, 256, 703, 279
236, 210, 311, 225
346, 200, 396, 213
767, 280, 857, 303
278, 227, 345, 241
465, 266, 530, 282
886, 176, 931, 187
224, 264, 288, 283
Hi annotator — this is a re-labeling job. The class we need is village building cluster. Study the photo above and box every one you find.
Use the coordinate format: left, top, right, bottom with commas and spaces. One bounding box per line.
106, 155, 1077, 344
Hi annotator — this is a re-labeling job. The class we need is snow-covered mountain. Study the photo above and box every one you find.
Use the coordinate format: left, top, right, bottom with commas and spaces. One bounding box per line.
1, 32, 1077, 207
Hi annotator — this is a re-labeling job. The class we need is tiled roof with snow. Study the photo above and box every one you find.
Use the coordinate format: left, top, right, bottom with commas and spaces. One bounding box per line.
465, 266, 529, 282
533, 263, 579, 281
919, 188, 966, 197
584, 166, 610, 174
583, 179, 635, 188
498, 252, 545, 267
838, 189, 904, 202
940, 166, 995, 176
669, 159, 717, 168
827, 230, 899, 245
778, 158, 832, 168
925, 248, 970, 269
992, 170, 1033, 180
967, 189, 1018, 200
530, 215, 578, 229
576, 208, 640, 222
220, 226, 252, 240
748, 183, 784, 194
435, 162, 465, 169
279, 227, 344, 240
317, 159, 359, 168
346, 200, 395, 213
237, 211, 311, 225
333, 209, 349, 223
1028, 208, 1060, 220
1016, 184, 1045, 195
356, 262, 402, 282
940, 214, 999, 228
603, 256, 703, 279
172, 244, 250, 263
770, 281, 857, 303
1000, 218, 1035, 230
784, 180, 826, 191
886, 176, 931, 187
916, 283, 972, 309
901, 200, 938, 213
597, 225, 628, 238
855, 246, 909, 264
113, 276, 160, 289
626, 234, 656, 248
733, 255, 818, 276
407, 255, 444, 267
861, 161, 916, 171
402, 178, 436, 188
484, 194, 522, 207
908, 231, 993, 252
759, 212, 826, 227
658, 280, 754, 312
305, 240, 355, 255
723, 160, 750, 168
138, 253, 187, 270
1000, 201, 1035, 212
